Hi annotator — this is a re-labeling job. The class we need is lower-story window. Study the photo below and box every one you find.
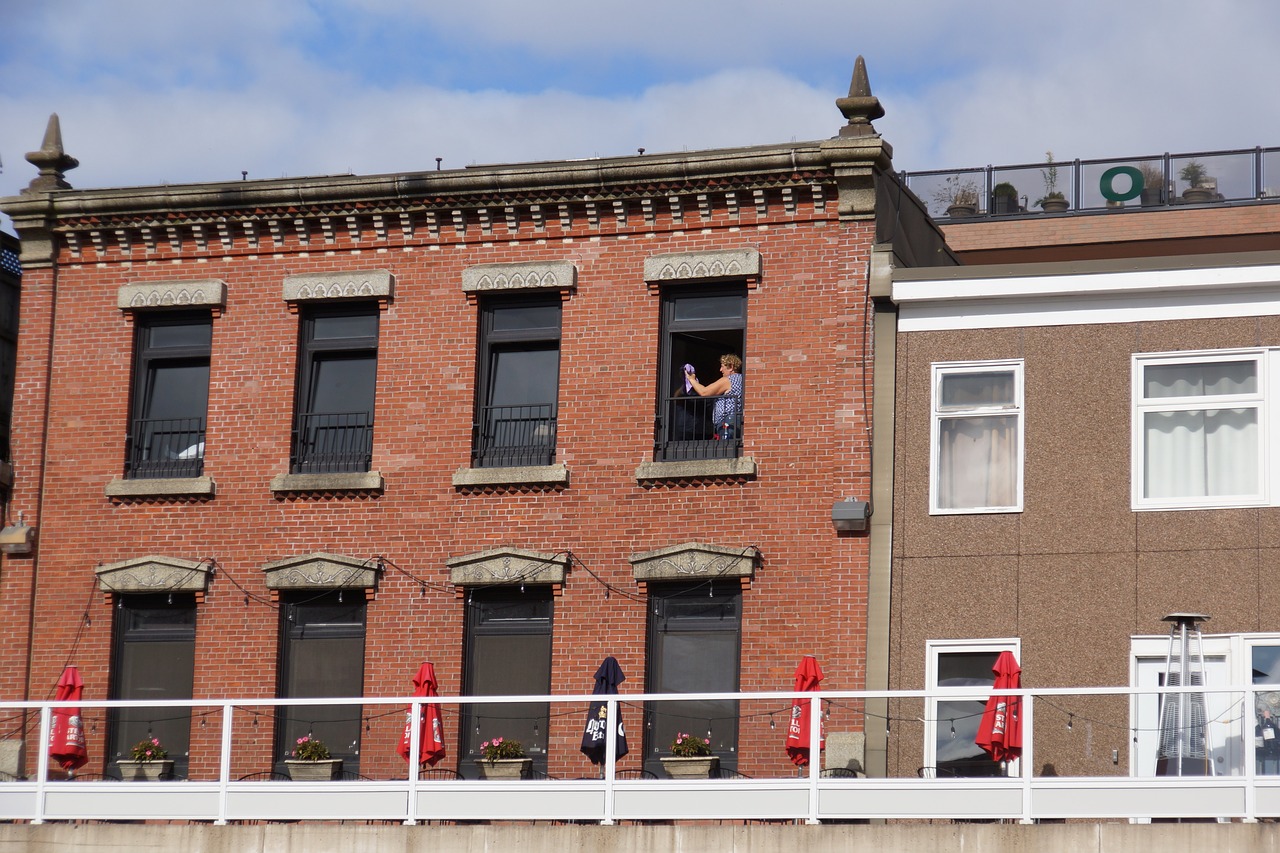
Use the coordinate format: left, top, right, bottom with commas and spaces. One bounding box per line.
925, 638, 1019, 778
276, 591, 366, 772
109, 594, 196, 776
643, 582, 741, 776
461, 587, 552, 778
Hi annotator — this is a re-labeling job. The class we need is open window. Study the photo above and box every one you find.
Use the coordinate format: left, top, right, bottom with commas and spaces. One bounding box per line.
656, 285, 746, 462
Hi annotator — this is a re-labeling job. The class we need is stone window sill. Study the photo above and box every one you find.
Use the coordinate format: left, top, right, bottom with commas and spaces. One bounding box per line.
270, 471, 384, 494
634, 457, 757, 483
452, 464, 569, 488
105, 476, 216, 498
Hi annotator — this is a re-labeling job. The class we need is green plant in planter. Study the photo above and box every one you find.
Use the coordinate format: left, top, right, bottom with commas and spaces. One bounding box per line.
1179, 159, 1209, 188
291, 735, 331, 761
129, 736, 169, 763
991, 182, 1019, 213
669, 732, 712, 757
1036, 150, 1065, 207
479, 736, 526, 764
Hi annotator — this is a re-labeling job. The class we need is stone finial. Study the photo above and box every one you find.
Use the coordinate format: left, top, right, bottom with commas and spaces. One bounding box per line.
835, 56, 885, 138
23, 113, 79, 193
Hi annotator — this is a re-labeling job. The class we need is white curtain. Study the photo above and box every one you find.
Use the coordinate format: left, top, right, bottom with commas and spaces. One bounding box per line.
938, 415, 1017, 509
1144, 408, 1258, 499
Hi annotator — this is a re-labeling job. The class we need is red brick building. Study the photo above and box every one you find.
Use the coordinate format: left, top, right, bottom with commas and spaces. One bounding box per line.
0, 64, 949, 781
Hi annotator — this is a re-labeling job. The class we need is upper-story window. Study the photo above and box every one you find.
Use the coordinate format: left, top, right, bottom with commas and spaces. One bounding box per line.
472, 294, 561, 468
127, 312, 212, 479
1133, 349, 1263, 510
657, 285, 746, 462
292, 303, 378, 474
930, 360, 1024, 514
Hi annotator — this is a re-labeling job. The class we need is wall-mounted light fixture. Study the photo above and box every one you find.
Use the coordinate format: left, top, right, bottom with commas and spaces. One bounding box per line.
831, 499, 871, 532
0, 521, 36, 555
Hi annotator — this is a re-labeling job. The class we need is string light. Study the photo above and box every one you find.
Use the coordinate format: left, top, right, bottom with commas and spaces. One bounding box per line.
1067, 714, 1074, 731
949, 720, 955, 739
769, 713, 776, 730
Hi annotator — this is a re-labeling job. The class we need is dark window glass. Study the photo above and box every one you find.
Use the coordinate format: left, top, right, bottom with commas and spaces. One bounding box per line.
276, 592, 366, 771
127, 312, 211, 479
472, 295, 561, 468
656, 286, 746, 462
643, 583, 741, 776
934, 651, 1005, 778
460, 588, 552, 778
109, 594, 197, 777
292, 303, 379, 473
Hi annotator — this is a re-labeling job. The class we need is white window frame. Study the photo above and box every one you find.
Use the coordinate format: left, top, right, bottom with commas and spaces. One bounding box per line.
1131, 348, 1272, 511
924, 638, 1021, 777
929, 360, 1025, 515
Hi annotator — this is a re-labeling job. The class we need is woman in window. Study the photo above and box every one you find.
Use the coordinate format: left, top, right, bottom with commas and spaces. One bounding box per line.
685, 354, 744, 440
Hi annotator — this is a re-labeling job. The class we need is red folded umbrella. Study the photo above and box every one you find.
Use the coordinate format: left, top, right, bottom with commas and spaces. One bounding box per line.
398, 662, 446, 767
49, 666, 88, 772
976, 650, 1022, 763
784, 655, 824, 766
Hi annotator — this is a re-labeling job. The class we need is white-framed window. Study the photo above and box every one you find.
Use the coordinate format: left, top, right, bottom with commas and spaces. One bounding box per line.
930, 360, 1024, 514
924, 638, 1020, 778
1132, 349, 1268, 510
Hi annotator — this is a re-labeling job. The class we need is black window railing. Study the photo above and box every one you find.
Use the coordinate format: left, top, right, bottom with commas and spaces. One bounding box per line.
900, 145, 1280, 220
291, 411, 372, 474
127, 417, 205, 479
656, 393, 743, 462
472, 403, 557, 468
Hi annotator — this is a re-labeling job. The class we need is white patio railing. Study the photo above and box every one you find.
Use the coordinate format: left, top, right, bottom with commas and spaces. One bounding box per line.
1, 684, 1278, 825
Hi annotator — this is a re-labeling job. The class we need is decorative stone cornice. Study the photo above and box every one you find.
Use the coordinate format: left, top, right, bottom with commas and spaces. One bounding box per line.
629, 542, 757, 582
262, 552, 381, 590
462, 262, 577, 293
96, 555, 212, 594
118, 279, 227, 310
446, 548, 568, 587
282, 270, 394, 302
643, 249, 761, 283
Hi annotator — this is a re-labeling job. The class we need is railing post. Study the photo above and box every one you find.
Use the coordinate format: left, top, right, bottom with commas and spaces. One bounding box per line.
1020, 692, 1034, 824
1245, 685, 1258, 823
32, 704, 51, 825
403, 700, 422, 826
601, 698, 617, 825
215, 703, 234, 825
806, 691, 821, 824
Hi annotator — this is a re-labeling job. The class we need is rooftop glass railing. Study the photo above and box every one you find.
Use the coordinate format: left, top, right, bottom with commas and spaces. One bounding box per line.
901, 146, 1280, 221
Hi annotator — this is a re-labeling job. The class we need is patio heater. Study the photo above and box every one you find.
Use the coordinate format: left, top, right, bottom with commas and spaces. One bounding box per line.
1156, 612, 1212, 777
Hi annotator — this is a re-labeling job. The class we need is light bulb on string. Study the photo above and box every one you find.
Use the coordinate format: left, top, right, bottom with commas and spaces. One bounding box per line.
1067, 714, 1074, 731
949, 720, 955, 739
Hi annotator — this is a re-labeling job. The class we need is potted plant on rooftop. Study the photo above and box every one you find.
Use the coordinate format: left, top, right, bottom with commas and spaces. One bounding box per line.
117, 736, 174, 781
285, 734, 342, 781
1036, 151, 1069, 212
474, 736, 531, 779
1179, 159, 1214, 203
990, 181, 1020, 215
660, 732, 719, 779
932, 175, 980, 218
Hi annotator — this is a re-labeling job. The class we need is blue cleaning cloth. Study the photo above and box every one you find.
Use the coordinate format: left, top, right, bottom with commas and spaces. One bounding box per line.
682, 363, 695, 393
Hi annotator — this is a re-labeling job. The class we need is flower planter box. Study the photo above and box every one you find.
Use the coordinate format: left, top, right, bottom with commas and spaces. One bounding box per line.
285, 759, 342, 781
475, 757, 532, 779
118, 759, 174, 781
660, 755, 720, 779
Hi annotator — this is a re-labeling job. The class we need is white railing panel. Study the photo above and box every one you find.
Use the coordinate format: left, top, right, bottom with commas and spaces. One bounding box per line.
823, 780, 1022, 820
0, 786, 37, 821
1031, 779, 1246, 820
612, 782, 809, 821
42, 785, 219, 820
225, 784, 406, 821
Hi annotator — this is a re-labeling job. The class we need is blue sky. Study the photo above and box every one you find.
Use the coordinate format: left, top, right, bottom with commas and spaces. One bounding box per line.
3, 0, 1279, 228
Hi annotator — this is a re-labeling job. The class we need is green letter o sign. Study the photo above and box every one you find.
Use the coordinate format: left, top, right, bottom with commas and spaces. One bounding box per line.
1101, 165, 1142, 202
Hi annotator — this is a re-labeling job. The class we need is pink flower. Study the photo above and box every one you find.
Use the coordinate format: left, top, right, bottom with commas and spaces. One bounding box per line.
297, 737, 306, 744
493, 737, 503, 745
481, 740, 490, 749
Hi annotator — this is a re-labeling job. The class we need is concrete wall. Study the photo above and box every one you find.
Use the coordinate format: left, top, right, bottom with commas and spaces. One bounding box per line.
5, 821, 1280, 853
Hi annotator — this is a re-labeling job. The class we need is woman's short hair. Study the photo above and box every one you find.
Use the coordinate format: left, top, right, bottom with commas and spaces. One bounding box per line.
720, 354, 742, 372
